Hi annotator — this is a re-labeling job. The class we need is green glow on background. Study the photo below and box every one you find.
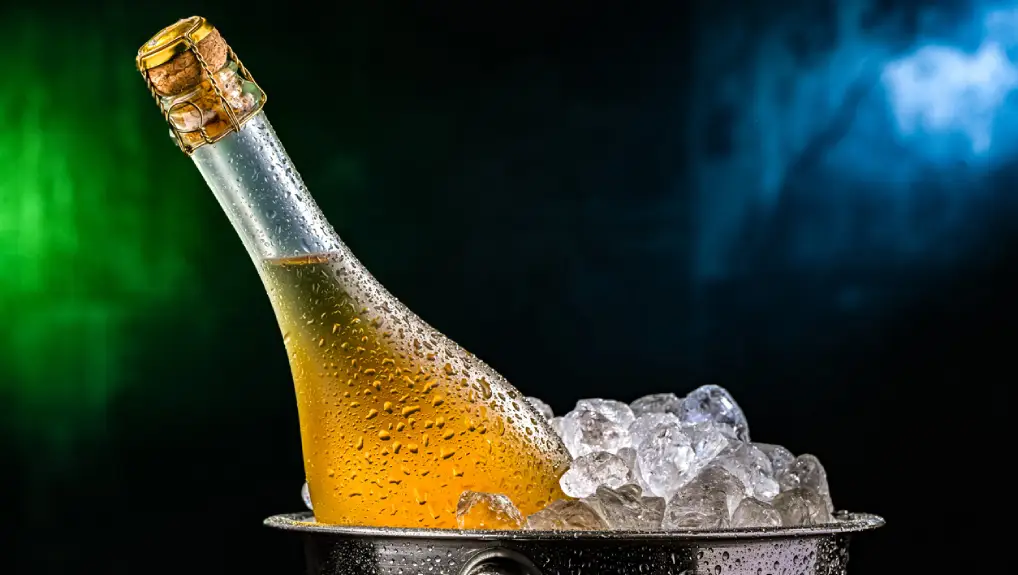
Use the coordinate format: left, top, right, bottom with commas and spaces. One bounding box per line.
0, 15, 207, 453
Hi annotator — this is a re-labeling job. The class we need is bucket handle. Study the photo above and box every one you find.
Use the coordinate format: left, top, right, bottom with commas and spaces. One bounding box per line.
459, 548, 542, 575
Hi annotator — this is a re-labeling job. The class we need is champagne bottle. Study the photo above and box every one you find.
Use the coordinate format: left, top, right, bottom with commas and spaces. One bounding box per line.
135, 17, 570, 528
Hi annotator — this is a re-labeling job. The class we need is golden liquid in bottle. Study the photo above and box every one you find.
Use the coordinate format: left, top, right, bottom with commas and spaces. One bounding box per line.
262, 253, 570, 528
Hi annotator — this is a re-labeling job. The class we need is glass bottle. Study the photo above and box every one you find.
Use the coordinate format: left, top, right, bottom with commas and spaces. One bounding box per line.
135, 16, 570, 528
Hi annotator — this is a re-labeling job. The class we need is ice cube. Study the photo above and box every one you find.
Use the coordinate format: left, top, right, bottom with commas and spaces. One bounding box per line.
662, 480, 728, 529
630, 393, 683, 417
560, 451, 632, 497
584, 484, 665, 530
455, 491, 525, 529
559, 399, 634, 456
629, 412, 681, 445
684, 421, 732, 468
526, 499, 608, 530
698, 464, 746, 515
715, 443, 780, 500
635, 423, 696, 497
777, 454, 833, 513
731, 497, 782, 528
301, 481, 312, 511
771, 488, 833, 526
549, 416, 564, 437
662, 465, 745, 530
678, 384, 750, 442
617, 446, 638, 470
644, 420, 732, 498
525, 396, 554, 420
616, 447, 650, 492
578, 398, 636, 428
755, 443, 795, 476
663, 487, 729, 529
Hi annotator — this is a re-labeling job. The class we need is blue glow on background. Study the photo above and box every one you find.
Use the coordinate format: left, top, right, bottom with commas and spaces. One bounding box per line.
883, 9, 1018, 159
692, 1, 1018, 282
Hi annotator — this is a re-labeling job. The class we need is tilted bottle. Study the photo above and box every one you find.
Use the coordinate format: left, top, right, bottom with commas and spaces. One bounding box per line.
135, 17, 570, 528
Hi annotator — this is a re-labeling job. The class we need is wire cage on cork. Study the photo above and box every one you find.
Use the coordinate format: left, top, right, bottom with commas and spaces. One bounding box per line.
135, 16, 266, 155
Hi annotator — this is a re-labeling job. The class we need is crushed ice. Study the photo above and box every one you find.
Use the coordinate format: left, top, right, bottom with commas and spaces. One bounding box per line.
522, 384, 836, 531
301, 481, 312, 511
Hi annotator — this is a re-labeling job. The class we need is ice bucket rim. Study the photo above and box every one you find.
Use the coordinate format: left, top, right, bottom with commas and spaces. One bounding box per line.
263, 510, 883, 541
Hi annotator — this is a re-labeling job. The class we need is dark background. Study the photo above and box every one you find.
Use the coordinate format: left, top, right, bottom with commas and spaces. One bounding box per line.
0, 0, 1006, 573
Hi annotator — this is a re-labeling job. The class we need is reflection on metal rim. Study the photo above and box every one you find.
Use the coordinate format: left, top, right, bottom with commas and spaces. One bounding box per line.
263, 510, 884, 540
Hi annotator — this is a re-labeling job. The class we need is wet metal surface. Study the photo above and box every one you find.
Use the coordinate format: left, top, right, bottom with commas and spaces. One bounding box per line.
265, 511, 883, 575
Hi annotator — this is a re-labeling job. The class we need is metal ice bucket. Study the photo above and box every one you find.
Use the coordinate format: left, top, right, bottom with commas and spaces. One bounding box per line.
265, 511, 883, 575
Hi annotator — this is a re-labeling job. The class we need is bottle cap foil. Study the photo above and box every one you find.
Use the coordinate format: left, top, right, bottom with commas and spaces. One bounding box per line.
136, 16, 266, 154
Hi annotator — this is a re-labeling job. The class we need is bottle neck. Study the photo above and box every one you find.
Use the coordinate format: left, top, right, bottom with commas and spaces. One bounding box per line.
191, 112, 339, 262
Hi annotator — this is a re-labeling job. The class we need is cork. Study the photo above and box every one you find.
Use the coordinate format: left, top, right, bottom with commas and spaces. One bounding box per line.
146, 28, 229, 96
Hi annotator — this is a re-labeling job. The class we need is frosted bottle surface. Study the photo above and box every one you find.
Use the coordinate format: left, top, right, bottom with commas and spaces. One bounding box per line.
200, 120, 572, 526
261, 253, 569, 527
137, 17, 571, 528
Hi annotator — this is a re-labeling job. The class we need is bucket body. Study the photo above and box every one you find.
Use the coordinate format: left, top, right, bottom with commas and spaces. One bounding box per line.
265, 511, 883, 575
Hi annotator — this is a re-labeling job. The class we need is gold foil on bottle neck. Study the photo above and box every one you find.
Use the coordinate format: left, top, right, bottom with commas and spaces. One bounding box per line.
136, 16, 266, 155
137, 16, 215, 72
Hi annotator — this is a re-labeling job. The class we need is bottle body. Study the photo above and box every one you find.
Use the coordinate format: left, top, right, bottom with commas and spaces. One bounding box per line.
192, 113, 569, 527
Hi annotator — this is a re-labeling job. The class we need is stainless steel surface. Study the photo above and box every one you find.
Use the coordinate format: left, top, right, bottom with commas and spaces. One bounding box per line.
265, 511, 884, 575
